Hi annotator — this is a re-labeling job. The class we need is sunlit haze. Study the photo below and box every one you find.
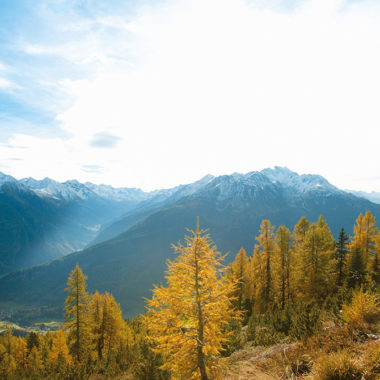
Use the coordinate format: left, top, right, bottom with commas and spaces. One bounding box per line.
0, 0, 379, 191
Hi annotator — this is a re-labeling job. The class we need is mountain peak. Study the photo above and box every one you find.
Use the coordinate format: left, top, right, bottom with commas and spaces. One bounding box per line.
260, 167, 337, 193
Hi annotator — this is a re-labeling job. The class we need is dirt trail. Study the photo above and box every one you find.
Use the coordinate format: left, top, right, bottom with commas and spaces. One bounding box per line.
225, 362, 280, 379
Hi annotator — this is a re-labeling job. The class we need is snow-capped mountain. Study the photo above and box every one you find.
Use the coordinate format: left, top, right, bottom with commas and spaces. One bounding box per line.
0, 173, 151, 275
3, 166, 380, 320
1, 166, 378, 277
346, 190, 380, 205
261, 166, 340, 193
18, 175, 148, 202
0, 172, 17, 186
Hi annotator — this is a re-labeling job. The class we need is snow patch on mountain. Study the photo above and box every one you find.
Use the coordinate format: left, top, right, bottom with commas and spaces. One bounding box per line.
346, 190, 380, 204
261, 166, 339, 193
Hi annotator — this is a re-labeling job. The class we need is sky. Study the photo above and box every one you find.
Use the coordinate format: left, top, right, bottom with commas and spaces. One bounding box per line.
0, 0, 379, 191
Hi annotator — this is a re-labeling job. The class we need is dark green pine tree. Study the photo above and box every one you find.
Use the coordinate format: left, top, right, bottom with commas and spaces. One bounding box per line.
335, 228, 349, 286
347, 247, 366, 289
371, 251, 380, 285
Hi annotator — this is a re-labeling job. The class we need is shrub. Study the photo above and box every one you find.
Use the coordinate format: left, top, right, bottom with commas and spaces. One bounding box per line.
312, 350, 363, 380
290, 302, 322, 340
362, 341, 380, 378
341, 289, 380, 334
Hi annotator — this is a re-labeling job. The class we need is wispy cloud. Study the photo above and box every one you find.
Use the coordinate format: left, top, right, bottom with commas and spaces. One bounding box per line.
81, 164, 103, 173
90, 133, 121, 148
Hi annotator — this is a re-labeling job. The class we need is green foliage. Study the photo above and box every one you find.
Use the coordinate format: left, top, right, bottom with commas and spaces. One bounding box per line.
221, 319, 242, 356
347, 248, 366, 289
246, 313, 288, 346
335, 227, 349, 286
290, 302, 322, 340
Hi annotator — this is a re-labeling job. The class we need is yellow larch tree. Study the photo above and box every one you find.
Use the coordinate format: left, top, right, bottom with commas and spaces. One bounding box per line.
230, 247, 249, 311
293, 216, 310, 248
349, 211, 378, 268
13, 336, 27, 369
90, 291, 104, 359
99, 292, 127, 360
272, 225, 293, 309
146, 220, 239, 380
295, 216, 336, 303
64, 264, 91, 362
49, 329, 71, 366
252, 220, 275, 313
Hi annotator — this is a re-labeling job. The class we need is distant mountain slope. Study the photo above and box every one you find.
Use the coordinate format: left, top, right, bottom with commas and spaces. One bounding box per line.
0, 173, 150, 274
346, 189, 380, 204
1, 167, 379, 320
89, 174, 215, 246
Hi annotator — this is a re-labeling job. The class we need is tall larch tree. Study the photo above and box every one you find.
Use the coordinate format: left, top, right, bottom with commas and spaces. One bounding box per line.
146, 220, 239, 380
295, 216, 336, 303
64, 264, 91, 362
14, 336, 27, 370
231, 247, 249, 311
49, 330, 71, 367
98, 292, 127, 361
252, 220, 275, 313
293, 216, 310, 248
349, 211, 378, 269
273, 225, 293, 309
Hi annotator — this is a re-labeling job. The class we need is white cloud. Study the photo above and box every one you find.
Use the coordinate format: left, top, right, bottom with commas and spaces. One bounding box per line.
0, 77, 15, 89
3, 0, 380, 191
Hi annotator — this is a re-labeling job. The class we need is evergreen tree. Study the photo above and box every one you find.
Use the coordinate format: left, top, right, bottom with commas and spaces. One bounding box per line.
26, 332, 40, 355
64, 264, 91, 362
335, 227, 349, 286
146, 219, 239, 380
347, 247, 366, 289
371, 251, 380, 285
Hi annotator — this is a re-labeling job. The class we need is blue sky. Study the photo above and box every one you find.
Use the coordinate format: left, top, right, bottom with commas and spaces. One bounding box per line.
0, 0, 380, 191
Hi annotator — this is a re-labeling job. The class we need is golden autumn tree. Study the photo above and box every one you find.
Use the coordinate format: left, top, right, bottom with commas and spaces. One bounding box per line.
13, 336, 27, 369
49, 330, 71, 367
252, 220, 275, 313
293, 216, 310, 248
273, 225, 293, 309
349, 211, 378, 268
64, 264, 91, 362
146, 220, 239, 380
295, 216, 336, 303
90, 291, 127, 360
230, 247, 249, 311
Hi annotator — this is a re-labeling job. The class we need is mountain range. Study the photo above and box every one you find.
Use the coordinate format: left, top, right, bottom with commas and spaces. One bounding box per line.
0, 172, 152, 275
1, 167, 380, 321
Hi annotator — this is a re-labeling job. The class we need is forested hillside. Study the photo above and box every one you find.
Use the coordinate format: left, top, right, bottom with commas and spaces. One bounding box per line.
0, 212, 379, 379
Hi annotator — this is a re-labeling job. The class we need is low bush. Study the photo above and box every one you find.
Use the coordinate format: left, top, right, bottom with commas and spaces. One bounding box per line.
341, 289, 380, 335
311, 350, 363, 380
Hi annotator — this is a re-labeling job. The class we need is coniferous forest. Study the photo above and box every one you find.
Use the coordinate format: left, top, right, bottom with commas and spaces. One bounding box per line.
0, 212, 379, 379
